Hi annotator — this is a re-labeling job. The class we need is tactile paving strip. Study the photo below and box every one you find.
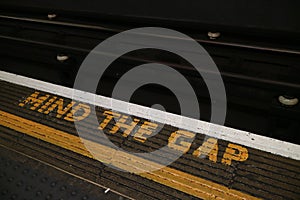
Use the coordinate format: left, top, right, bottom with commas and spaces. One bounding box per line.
0, 145, 129, 200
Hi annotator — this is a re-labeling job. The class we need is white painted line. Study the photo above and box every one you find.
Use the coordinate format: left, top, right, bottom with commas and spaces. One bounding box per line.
0, 70, 299, 160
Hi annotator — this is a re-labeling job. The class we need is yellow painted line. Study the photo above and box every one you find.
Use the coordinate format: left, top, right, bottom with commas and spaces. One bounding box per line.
0, 110, 259, 200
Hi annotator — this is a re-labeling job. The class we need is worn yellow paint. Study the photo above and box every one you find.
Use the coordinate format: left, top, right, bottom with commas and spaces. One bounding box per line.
19, 91, 50, 110
111, 115, 140, 137
0, 110, 259, 200
193, 138, 219, 163
37, 96, 57, 113
43, 98, 74, 117
98, 110, 121, 130
19, 92, 91, 122
168, 130, 195, 153
133, 121, 158, 143
64, 103, 91, 122
222, 143, 249, 165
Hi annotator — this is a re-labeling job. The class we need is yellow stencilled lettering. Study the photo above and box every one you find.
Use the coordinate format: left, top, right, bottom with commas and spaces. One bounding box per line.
221, 143, 249, 165
98, 111, 121, 130
110, 115, 140, 137
37, 96, 57, 112
18, 92, 250, 166
64, 103, 91, 122
168, 130, 195, 153
43, 98, 75, 118
19, 91, 50, 110
192, 138, 218, 163
133, 121, 158, 143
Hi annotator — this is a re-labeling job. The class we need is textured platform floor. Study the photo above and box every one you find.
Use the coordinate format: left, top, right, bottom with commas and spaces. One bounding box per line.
0, 145, 129, 200
0, 78, 299, 200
